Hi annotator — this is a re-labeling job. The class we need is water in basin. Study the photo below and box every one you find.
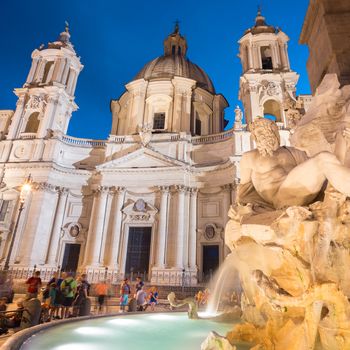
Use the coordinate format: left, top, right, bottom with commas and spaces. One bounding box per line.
20, 312, 248, 350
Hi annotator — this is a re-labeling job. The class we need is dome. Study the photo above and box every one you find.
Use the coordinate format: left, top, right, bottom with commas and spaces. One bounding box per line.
134, 54, 215, 93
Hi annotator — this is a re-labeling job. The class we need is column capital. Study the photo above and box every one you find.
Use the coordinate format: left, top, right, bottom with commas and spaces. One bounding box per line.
189, 187, 198, 195
46, 96, 58, 105
221, 183, 234, 192
174, 185, 187, 193
32, 182, 57, 193
109, 186, 125, 195
16, 96, 26, 106
93, 186, 115, 195
57, 186, 70, 195
157, 185, 170, 193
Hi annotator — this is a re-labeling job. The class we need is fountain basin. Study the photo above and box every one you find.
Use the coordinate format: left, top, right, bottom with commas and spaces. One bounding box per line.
3, 312, 248, 350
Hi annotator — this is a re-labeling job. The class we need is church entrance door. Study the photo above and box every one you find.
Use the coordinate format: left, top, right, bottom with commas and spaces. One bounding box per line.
61, 243, 81, 272
202, 245, 219, 282
125, 227, 152, 280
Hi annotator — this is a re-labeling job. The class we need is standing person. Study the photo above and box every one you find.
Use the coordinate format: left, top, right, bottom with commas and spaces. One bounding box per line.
60, 272, 77, 318
148, 286, 158, 311
72, 274, 90, 316
48, 283, 60, 320
136, 286, 148, 311
119, 279, 130, 312
95, 280, 109, 314
135, 276, 144, 295
43, 271, 59, 303
25, 271, 42, 299
56, 272, 66, 319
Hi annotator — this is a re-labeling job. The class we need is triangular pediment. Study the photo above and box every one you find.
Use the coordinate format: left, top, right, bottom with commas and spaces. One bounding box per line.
97, 147, 185, 170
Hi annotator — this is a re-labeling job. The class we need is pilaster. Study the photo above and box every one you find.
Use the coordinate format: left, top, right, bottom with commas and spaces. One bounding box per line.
46, 187, 69, 266
107, 187, 125, 269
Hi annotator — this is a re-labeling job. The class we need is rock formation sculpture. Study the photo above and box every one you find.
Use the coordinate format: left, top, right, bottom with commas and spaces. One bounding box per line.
202, 74, 350, 350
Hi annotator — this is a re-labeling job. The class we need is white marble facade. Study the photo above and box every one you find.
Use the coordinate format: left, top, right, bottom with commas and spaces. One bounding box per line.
0, 14, 310, 285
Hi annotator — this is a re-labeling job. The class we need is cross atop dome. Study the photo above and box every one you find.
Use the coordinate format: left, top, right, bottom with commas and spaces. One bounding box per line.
243, 6, 276, 35
255, 5, 267, 26
163, 21, 187, 56
173, 19, 180, 34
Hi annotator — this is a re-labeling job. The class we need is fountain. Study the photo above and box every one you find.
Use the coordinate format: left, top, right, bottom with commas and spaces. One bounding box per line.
4, 74, 350, 350
202, 74, 350, 350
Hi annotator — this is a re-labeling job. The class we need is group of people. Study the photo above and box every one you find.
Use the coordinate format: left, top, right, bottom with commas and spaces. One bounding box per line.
0, 271, 162, 335
26, 270, 91, 320
119, 277, 159, 312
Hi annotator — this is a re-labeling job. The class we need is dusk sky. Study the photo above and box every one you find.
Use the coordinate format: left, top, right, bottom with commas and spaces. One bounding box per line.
1, 0, 310, 139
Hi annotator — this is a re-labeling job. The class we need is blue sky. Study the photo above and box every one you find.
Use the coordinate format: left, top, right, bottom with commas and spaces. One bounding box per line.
0, 0, 310, 139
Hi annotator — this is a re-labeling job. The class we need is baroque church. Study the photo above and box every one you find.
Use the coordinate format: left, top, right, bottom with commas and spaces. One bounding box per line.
0, 10, 311, 286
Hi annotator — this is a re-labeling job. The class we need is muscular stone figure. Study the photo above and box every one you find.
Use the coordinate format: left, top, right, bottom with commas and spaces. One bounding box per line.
238, 117, 350, 209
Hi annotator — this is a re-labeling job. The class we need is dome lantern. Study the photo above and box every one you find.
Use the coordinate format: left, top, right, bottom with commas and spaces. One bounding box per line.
163, 21, 187, 56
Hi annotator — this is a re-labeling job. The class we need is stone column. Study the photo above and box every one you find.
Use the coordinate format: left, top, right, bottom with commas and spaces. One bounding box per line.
247, 45, 253, 70
99, 188, 114, 266
188, 188, 198, 269
252, 44, 260, 69
7, 96, 26, 140
83, 186, 109, 267
280, 43, 288, 70
172, 87, 183, 131
61, 59, 70, 85
175, 185, 186, 268
18, 183, 58, 266
37, 96, 57, 138
67, 70, 77, 95
183, 91, 192, 132
155, 186, 170, 268
26, 58, 39, 84
36, 186, 60, 264
107, 187, 125, 269
257, 45, 262, 69
183, 188, 190, 268
126, 80, 148, 134
46, 187, 69, 266
284, 43, 290, 70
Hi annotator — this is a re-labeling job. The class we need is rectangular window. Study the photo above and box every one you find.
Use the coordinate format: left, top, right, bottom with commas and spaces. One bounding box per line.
195, 118, 202, 136
153, 113, 165, 130
0, 200, 9, 222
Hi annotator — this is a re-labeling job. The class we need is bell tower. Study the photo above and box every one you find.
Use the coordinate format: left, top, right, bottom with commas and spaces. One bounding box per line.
238, 8, 299, 127
7, 23, 83, 140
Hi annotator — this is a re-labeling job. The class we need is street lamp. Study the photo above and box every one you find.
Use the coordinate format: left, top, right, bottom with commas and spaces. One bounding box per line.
4, 175, 32, 271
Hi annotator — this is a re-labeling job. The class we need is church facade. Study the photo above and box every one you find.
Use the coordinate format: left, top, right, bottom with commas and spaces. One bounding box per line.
0, 12, 309, 285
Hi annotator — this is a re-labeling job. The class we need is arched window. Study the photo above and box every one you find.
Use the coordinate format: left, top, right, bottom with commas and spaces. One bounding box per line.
263, 100, 282, 122
25, 112, 40, 133
42, 61, 54, 83
261, 46, 273, 70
